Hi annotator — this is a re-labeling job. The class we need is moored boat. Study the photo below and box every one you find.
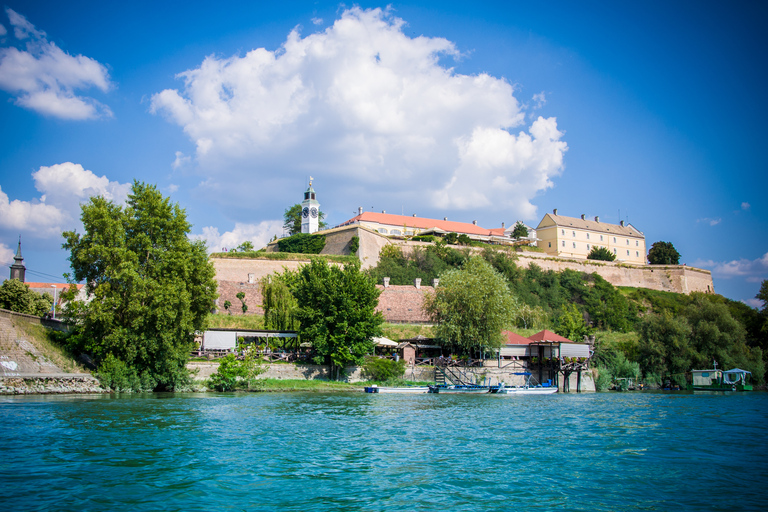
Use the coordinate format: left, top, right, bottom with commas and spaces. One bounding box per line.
427, 384, 491, 394
364, 385, 430, 393
491, 373, 558, 395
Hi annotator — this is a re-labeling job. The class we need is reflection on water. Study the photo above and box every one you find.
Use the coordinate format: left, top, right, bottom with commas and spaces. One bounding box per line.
1, 392, 766, 511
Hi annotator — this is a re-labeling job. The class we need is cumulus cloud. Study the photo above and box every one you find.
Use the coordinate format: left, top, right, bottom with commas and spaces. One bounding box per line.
0, 162, 130, 238
190, 220, 285, 253
0, 8, 112, 119
172, 151, 191, 170
693, 252, 768, 282
311, 17, 323, 26
0, 242, 15, 266
0, 23, 6, 37
151, 7, 566, 220
532, 92, 546, 109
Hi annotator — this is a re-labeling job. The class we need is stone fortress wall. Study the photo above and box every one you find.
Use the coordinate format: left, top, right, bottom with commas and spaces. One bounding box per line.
215, 225, 714, 317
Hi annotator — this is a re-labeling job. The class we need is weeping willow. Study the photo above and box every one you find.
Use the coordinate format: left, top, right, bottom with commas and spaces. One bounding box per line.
261, 276, 299, 332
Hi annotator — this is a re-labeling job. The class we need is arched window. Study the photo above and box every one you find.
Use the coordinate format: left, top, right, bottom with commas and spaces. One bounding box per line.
391, 229, 402, 235
378, 228, 388, 234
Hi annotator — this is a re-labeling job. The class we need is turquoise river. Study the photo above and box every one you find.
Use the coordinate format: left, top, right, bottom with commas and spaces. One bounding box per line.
1, 391, 766, 511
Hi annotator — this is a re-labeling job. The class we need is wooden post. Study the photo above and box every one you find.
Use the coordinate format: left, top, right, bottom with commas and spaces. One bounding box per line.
577, 369, 582, 393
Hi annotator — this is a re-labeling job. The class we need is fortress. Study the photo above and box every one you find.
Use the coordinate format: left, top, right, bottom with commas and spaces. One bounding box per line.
215, 223, 714, 322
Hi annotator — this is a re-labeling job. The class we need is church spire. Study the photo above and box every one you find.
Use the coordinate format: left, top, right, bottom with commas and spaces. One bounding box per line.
10, 236, 26, 282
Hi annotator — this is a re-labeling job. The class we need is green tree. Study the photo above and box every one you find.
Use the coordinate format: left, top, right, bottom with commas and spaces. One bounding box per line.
62, 181, 218, 391
208, 351, 264, 391
236, 241, 254, 252
423, 257, 515, 355
287, 259, 383, 378
648, 241, 681, 265
587, 246, 616, 261
283, 203, 327, 235
223, 300, 232, 315
637, 312, 693, 384
0, 279, 53, 316
261, 275, 299, 331
457, 234, 472, 246
443, 232, 458, 244
511, 221, 528, 239
554, 303, 590, 341
236, 291, 248, 314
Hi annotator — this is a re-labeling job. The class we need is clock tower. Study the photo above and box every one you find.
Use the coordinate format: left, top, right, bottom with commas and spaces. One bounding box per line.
300, 177, 320, 234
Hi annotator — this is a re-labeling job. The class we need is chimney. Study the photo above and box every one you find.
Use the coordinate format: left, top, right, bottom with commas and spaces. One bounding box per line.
414, 278, 421, 289
473, 220, 477, 225
358, 206, 363, 215
383, 277, 390, 288
432, 278, 439, 288
444, 217, 448, 221
620, 220, 625, 227
595, 216, 600, 222
382, 210, 386, 214
581, 214, 585, 220
553, 208, 558, 215
501, 222, 505, 229
412, 213, 417, 217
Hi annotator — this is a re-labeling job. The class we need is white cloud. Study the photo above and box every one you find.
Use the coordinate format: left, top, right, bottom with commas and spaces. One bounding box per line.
171, 151, 191, 170
151, 7, 566, 220
0, 24, 6, 37
167, 184, 179, 194
0, 242, 15, 266
0, 162, 130, 238
532, 91, 546, 109
0, 8, 112, 119
693, 252, 768, 281
191, 220, 285, 253
744, 298, 763, 309
697, 217, 721, 226
311, 17, 323, 26
741, 202, 750, 210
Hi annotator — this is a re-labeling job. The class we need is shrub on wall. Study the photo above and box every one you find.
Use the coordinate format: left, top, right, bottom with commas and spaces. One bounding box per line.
349, 236, 360, 255
277, 233, 326, 254
411, 235, 435, 242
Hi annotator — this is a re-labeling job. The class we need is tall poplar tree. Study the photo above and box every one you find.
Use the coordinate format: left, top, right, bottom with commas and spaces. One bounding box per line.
62, 181, 218, 391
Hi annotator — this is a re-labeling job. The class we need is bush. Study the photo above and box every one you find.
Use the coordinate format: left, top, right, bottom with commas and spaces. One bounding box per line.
444, 232, 458, 244
208, 352, 264, 391
349, 236, 359, 255
362, 357, 406, 381
97, 354, 156, 392
411, 235, 435, 243
588, 246, 616, 261
594, 367, 613, 391
277, 233, 326, 254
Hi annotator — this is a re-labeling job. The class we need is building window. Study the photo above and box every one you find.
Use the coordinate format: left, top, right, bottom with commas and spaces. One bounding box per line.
561, 229, 565, 235
636, 251, 639, 257
572, 231, 576, 237
562, 241, 565, 247
600, 235, 603, 241
573, 242, 576, 248
613, 248, 617, 254
613, 237, 617, 243
548, 242, 551, 248
391, 229, 401, 235
586, 233, 590, 239
626, 239, 629, 245
636, 240, 639, 247
378, 228, 388, 234
627, 250, 630, 256
405, 230, 414, 235
587, 244, 590, 250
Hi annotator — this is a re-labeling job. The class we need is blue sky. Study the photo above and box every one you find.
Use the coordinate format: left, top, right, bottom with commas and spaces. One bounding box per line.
0, 0, 766, 306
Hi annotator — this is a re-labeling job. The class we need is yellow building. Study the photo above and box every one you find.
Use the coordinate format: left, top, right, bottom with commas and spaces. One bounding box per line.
536, 209, 646, 264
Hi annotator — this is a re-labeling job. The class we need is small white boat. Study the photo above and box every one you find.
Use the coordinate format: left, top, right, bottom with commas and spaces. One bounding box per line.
364, 385, 430, 393
493, 373, 558, 395
428, 385, 490, 394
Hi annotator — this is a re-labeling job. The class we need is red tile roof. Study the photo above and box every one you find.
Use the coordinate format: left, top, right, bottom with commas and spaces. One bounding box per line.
528, 329, 574, 343
503, 330, 534, 345
339, 211, 497, 236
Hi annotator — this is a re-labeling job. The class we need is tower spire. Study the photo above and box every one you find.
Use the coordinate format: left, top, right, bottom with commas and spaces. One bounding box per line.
10, 235, 26, 282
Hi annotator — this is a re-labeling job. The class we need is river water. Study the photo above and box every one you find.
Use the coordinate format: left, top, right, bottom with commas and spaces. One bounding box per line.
1, 391, 766, 511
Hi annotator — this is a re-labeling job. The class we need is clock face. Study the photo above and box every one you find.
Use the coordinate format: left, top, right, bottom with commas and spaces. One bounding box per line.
302, 207, 309, 218
310, 207, 318, 218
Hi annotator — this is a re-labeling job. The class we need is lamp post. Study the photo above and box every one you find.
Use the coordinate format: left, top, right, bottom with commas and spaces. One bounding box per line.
50, 285, 57, 320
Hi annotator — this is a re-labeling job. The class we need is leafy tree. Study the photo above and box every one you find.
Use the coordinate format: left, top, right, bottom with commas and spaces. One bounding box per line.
647, 241, 681, 265
637, 313, 693, 384
208, 351, 264, 391
223, 300, 232, 315
362, 357, 406, 381
511, 221, 529, 239
236, 241, 254, 252
283, 203, 327, 235
423, 257, 515, 355
236, 291, 248, 314
457, 234, 472, 245
349, 236, 360, 255
261, 275, 299, 331
443, 232, 458, 244
62, 181, 218, 391
0, 279, 53, 316
757, 280, 768, 315
287, 259, 383, 378
587, 246, 616, 261
554, 303, 590, 341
